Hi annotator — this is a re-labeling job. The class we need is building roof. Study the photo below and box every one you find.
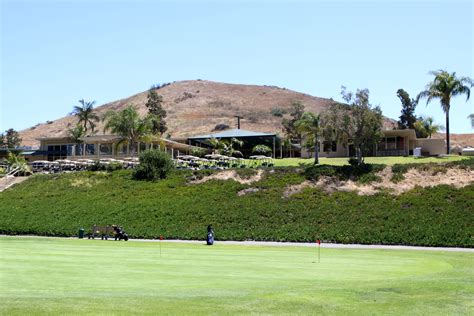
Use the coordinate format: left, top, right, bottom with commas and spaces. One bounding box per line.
382, 129, 417, 140
188, 129, 276, 140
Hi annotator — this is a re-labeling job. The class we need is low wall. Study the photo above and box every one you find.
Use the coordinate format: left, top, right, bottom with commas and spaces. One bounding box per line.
414, 139, 445, 155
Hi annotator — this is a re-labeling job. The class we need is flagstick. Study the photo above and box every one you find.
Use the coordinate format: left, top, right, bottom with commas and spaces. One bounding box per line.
318, 242, 320, 263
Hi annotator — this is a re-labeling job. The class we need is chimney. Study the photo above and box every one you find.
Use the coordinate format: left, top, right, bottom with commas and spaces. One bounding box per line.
235, 115, 241, 129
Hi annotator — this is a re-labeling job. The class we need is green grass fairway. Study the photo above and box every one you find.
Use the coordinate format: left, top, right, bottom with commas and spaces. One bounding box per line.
273, 155, 469, 167
1, 237, 472, 315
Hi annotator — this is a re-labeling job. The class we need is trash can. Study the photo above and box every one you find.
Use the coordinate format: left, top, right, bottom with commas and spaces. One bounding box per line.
78, 228, 85, 239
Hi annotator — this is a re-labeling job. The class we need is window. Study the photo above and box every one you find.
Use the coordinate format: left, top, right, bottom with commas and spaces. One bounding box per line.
323, 141, 337, 152
100, 144, 112, 155
86, 144, 95, 155
386, 137, 397, 150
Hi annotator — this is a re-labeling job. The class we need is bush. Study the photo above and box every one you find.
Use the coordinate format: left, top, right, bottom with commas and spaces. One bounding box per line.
191, 148, 208, 158
106, 162, 123, 172
133, 149, 173, 181
252, 145, 272, 156
304, 163, 384, 183
270, 107, 286, 117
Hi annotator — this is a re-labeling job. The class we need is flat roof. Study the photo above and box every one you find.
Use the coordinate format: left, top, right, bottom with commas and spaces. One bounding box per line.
188, 128, 276, 140
382, 129, 417, 140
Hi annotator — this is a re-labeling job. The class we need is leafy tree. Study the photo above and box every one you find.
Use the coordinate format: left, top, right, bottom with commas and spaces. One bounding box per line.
145, 90, 167, 135
468, 114, 474, 129
68, 124, 85, 142
102, 105, 153, 155
133, 149, 173, 181
295, 112, 323, 165
414, 116, 444, 138
0, 129, 22, 148
71, 99, 100, 134
252, 144, 272, 156
417, 70, 473, 154
282, 101, 305, 146
323, 87, 383, 165
396, 89, 417, 129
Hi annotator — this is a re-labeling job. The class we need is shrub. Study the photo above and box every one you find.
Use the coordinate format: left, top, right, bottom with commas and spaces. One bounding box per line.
213, 124, 230, 131
304, 163, 384, 183
133, 149, 173, 181
106, 162, 123, 172
252, 145, 272, 156
270, 107, 286, 117
191, 148, 208, 158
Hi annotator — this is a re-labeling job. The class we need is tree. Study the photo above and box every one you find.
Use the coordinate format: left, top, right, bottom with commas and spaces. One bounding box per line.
145, 90, 167, 135
67, 124, 85, 155
414, 116, 444, 138
209, 137, 244, 157
282, 101, 305, 146
323, 87, 383, 165
295, 112, 322, 165
71, 99, 100, 134
417, 70, 473, 154
468, 114, 474, 129
396, 89, 417, 129
102, 105, 153, 155
1, 129, 22, 148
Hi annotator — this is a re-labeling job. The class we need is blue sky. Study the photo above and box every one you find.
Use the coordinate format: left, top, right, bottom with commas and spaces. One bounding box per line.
1, 0, 473, 134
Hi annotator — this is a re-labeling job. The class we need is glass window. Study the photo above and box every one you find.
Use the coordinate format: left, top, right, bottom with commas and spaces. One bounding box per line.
54, 145, 60, 152
100, 144, 112, 155
323, 141, 337, 152
386, 137, 397, 150
75, 144, 83, 156
86, 144, 95, 155
48, 145, 54, 152
67, 145, 74, 156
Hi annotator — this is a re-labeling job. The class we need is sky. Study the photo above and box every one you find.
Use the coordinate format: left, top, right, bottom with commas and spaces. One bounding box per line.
1, 0, 473, 134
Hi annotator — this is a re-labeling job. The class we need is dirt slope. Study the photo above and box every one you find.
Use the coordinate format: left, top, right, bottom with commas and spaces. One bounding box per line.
20, 80, 397, 147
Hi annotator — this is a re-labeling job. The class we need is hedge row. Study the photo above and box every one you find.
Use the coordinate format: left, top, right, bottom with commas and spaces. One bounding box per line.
0, 167, 472, 247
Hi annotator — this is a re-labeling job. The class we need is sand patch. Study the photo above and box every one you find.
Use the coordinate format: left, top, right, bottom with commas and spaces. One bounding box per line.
190, 169, 264, 185
284, 167, 474, 197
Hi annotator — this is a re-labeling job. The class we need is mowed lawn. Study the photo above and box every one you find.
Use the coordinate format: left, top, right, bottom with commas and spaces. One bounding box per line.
1, 237, 472, 315
272, 155, 469, 167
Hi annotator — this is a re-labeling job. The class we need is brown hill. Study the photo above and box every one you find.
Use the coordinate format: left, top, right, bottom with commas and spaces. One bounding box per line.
19, 80, 396, 147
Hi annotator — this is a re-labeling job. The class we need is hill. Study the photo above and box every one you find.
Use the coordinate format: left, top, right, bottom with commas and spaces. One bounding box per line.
1, 160, 473, 247
19, 80, 397, 147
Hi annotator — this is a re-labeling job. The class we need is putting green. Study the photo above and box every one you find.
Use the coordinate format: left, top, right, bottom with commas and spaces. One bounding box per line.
0, 237, 472, 315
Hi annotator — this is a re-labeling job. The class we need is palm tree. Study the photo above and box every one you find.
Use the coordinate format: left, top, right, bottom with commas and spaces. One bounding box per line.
102, 105, 153, 155
468, 114, 474, 129
417, 70, 472, 154
71, 99, 100, 134
209, 137, 243, 157
414, 116, 444, 138
295, 112, 322, 165
67, 124, 86, 156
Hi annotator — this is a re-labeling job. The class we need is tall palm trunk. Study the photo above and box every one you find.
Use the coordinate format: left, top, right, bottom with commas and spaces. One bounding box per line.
314, 137, 319, 165
445, 109, 450, 154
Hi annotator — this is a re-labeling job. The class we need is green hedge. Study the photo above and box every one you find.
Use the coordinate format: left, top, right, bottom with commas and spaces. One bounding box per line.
0, 167, 473, 247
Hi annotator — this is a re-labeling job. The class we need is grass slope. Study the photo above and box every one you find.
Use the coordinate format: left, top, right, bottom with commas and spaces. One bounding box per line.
0, 163, 473, 246
1, 237, 472, 315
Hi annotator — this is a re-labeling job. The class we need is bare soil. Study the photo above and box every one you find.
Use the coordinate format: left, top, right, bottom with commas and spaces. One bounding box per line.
19, 80, 396, 147
284, 167, 474, 196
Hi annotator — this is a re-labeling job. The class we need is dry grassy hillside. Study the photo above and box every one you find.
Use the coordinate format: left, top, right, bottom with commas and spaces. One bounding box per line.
20, 80, 396, 147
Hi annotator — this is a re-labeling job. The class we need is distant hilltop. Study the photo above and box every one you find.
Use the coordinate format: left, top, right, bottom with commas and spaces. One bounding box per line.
20, 79, 398, 147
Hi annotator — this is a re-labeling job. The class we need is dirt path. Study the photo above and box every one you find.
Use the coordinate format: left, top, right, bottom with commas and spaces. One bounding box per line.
1, 235, 472, 253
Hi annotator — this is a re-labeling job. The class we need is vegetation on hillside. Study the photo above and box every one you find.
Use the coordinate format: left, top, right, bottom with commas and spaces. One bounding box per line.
1, 160, 472, 247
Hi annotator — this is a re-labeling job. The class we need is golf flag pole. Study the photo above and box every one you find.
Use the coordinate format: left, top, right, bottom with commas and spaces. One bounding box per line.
317, 239, 321, 263
159, 235, 163, 257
